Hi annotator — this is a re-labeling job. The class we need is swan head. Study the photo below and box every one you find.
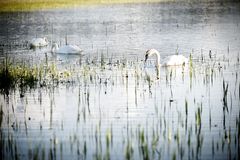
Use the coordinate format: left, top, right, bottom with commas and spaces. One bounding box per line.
43, 37, 47, 41
145, 49, 160, 63
43, 37, 48, 43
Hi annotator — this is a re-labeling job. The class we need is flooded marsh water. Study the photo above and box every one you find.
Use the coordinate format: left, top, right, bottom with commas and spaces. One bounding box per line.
0, 1, 240, 160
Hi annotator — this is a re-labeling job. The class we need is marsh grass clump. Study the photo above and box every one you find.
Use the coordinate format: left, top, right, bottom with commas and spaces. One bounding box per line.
0, 59, 76, 95
0, 63, 15, 93
0, 60, 38, 94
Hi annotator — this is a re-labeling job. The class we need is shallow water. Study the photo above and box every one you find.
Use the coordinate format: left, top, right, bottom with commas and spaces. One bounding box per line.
0, 1, 240, 160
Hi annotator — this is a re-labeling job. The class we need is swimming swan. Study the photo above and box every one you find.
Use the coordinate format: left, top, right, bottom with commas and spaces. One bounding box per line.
145, 49, 188, 67
30, 37, 48, 48
51, 43, 83, 55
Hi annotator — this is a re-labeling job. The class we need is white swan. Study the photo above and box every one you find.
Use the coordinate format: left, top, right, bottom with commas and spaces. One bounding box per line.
51, 43, 83, 55
145, 49, 188, 67
30, 37, 48, 48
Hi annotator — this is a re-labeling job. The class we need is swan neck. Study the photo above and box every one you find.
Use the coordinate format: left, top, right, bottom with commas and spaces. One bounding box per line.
156, 64, 160, 79
154, 51, 160, 66
153, 51, 160, 79
51, 44, 59, 53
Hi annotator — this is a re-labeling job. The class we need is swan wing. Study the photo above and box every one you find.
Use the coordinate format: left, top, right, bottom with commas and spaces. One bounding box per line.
56, 45, 83, 54
162, 55, 188, 66
30, 38, 48, 47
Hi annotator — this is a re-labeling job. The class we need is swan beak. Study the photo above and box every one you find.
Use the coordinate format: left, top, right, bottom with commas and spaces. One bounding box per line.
144, 54, 149, 63
144, 54, 148, 68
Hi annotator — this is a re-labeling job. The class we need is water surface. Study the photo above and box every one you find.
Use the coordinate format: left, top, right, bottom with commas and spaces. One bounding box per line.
0, 1, 240, 159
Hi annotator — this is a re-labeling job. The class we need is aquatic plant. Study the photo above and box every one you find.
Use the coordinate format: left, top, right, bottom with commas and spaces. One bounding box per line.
125, 140, 134, 160
0, 105, 3, 128
223, 80, 229, 112
101, 53, 106, 69
0, 58, 76, 95
0, 59, 38, 95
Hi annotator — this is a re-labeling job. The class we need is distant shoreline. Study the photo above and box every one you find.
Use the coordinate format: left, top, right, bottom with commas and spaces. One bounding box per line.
0, 0, 237, 12
0, 0, 169, 12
